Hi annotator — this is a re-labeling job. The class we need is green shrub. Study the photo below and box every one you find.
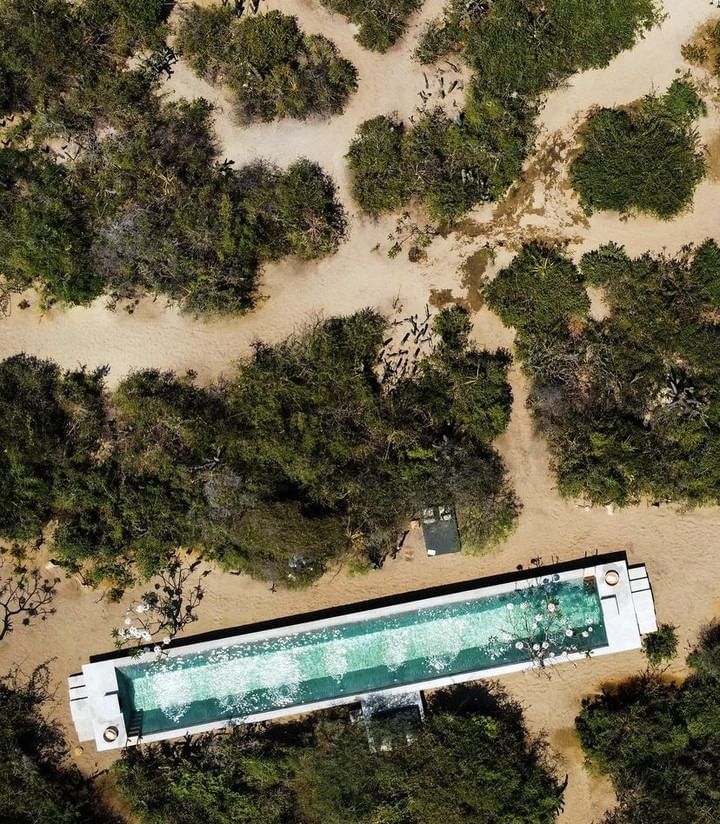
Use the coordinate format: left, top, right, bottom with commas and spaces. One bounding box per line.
416, 0, 659, 88
485, 240, 720, 507
114, 688, 563, 824
319, 0, 423, 52
350, 0, 660, 219
484, 242, 590, 337
346, 115, 412, 215
1, 99, 347, 314
296, 704, 563, 823
570, 79, 706, 219
348, 104, 530, 220
576, 625, 720, 824
0, 0, 167, 118
0, 667, 116, 823
0, 148, 101, 305
176, 7, 357, 122
642, 623, 679, 666
81, 0, 169, 52
0, 308, 518, 588
0, 355, 105, 540
0, 0, 86, 116
268, 158, 348, 259
0, 1, 349, 313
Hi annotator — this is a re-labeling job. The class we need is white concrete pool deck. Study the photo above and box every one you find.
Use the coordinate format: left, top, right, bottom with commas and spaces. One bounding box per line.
69, 554, 656, 751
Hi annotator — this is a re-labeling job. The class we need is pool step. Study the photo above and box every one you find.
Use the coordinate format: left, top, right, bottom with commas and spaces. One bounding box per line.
627, 564, 658, 635
68, 672, 95, 742
126, 710, 144, 743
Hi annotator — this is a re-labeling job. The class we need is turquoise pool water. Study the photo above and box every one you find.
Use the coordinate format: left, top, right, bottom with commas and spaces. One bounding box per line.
117, 578, 607, 736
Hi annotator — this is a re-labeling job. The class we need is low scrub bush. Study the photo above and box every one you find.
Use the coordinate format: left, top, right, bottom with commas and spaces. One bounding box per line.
177, 7, 357, 122
349, 0, 660, 220
571, 79, 706, 219
485, 240, 720, 506
319, 0, 422, 52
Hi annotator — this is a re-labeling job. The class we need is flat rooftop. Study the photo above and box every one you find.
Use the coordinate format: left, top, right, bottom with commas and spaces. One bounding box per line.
69, 552, 657, 751
422, 506, 461, 555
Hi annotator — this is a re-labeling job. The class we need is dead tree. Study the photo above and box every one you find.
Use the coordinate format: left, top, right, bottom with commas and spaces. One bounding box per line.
0, 561, 59, 642
113, 555, 211, 649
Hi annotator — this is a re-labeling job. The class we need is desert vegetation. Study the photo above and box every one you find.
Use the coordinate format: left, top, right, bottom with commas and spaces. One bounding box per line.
0, 0, 167, 120
112, 555, 210, 648
0, 0, 347, 314
114, 686, 564, 824
319, 0, 423, 52
347, 0, 660, 220
570, 78, 706, 219
484, 240, 720, 506
681, 18, 720, 78
0, 307, 518, 591
0, 665, 117, 823
0, 558, 58, 643
0, 674, 569, 823
577, 623, 720, 824
642, 622, 679, 666
176, 7, 358, 122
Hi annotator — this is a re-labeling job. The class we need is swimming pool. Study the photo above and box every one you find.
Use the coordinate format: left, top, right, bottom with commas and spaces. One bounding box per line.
116, 577, 607, 736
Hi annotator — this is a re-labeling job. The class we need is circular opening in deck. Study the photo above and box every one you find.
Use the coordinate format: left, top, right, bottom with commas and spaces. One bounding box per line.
103, 726, 119, 742
604, 569, 620, 586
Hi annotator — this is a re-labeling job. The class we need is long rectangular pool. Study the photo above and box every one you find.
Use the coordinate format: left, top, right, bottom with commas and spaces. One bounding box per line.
116, 577, 607, 736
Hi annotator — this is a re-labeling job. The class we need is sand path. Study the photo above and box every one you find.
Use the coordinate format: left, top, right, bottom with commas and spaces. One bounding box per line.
1, 1, 720, 822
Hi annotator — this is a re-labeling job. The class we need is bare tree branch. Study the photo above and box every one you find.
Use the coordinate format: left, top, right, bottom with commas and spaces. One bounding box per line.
113, 554, 211, 651
0, 559, 59, 642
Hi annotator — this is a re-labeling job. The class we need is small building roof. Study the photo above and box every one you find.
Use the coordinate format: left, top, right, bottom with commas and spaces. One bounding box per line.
421, 505, 461, 555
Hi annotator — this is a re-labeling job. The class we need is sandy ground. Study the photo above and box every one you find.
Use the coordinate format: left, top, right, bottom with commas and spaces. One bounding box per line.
2, 1, 720, 822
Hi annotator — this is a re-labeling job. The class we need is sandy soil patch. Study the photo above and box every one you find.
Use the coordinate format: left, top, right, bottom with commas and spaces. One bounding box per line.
2, 2, 720, 823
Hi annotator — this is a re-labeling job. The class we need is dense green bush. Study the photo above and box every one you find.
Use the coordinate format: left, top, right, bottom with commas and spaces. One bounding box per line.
0, 355, 106, 540
483, 242, 590, 337
79, 99, 346, 313
346, 115, 413, 215
577, 625, 720, 824
571, 79, 706, 218
0, 0, 84, 116
176, 7, 357, 122
0, 148, 100, 305
203, 306, 517, 581
348, 0, 659, 219
1, 100, 347, 313
0, 666, 117, 824
642, 623, 679, 666
485, 241, 720, 506
0, 308, 518, 588
415, 0, 658, 91
347, 104, 531, 220
0, 1, 347, 314
319, 0, 422, 52
0, 0, 167, 119
115, 726, 296, 823
114, 687, 563, 824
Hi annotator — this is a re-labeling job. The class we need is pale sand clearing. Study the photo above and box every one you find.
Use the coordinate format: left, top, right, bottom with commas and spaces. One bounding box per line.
1, 1, 720, 822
